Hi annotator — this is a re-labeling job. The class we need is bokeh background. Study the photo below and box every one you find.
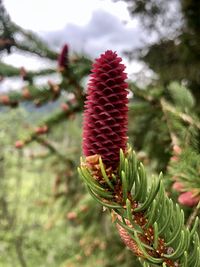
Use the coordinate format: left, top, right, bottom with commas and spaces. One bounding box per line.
0, 1, 200, 266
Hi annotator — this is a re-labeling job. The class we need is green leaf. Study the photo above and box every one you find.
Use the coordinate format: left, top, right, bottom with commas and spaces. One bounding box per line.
99, 157, 114, 190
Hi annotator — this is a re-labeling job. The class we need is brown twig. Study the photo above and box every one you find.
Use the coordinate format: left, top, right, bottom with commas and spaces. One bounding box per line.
15, 237, 27, 267
186, 201, 200, 229
34, 136, 74, 167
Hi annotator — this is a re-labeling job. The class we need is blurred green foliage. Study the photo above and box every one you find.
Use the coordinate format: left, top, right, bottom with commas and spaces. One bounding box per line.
0, 108, 141, 267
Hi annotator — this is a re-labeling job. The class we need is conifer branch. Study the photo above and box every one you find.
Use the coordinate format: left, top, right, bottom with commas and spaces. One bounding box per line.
33, 136, 74, 166
0, 62, 55, 78
12, 23, 58, 60
160, 99, 200, 130
79, 148, 200, 266
79, 50, 200, 267
15, 102, 83, 148
0, 84, 61, 107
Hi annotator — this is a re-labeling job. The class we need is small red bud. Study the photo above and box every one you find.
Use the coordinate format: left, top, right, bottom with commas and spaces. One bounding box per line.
60, 103, 69, 112
178, 191, 200, 207
66, 211, 77, 220
15, 140, 24, 149
0, 95, 10, 105
22, 87, 31, 99
171, 156, 179, 162
35, 125, 48, 134
58, 44, 69, 71
173, 145, 182, 155
172, 182, 184, 192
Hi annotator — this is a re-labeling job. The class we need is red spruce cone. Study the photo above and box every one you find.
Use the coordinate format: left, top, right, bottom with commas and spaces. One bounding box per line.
58, 44, 68, 71
82, 50, 128, 170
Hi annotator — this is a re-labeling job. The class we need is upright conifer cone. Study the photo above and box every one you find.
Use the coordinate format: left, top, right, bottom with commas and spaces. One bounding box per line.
82, 50, 128, 170
58, 44, 68, 71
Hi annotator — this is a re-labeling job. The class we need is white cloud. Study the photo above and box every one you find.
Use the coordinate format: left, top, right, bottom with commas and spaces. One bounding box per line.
3, 0, 131, 31
2, 0, 142, 59
44, 9, 143, 58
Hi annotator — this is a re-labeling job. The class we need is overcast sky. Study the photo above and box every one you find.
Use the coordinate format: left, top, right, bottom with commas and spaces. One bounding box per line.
4, 0, 131, 31
1, 0, 151, 90
3, 0, 146, 60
